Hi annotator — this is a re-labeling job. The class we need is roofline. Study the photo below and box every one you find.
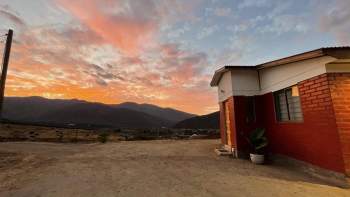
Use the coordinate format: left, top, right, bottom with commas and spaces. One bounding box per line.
257, 47, 350, 69
210, 47, 350, 87
210, 65, 255, 87
256, 48, 324, 69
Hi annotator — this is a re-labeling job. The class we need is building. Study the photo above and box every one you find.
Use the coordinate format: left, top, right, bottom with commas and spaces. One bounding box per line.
210, 47, 350, 175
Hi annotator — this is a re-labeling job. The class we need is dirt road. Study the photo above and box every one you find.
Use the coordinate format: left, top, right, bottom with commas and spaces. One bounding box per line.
0, 140, 349, 197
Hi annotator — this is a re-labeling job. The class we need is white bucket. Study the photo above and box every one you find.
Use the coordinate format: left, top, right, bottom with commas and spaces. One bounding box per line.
250, 154, 265, 164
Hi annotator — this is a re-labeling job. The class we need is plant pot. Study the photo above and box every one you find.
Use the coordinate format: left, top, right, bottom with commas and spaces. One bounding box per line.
250, 153, 265, 164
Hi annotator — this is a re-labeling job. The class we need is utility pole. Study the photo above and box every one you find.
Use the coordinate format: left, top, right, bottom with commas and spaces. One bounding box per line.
0, 29, 13, 119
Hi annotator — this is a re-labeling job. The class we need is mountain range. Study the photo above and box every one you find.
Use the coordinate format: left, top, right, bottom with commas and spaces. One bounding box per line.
174, 111, 219, 129
2, 96, 199, 128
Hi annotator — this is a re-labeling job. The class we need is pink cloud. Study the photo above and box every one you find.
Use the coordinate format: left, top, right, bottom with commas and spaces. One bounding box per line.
318, 0, 350, 44
0, 8, 25, 27
56, 0, 159, 56
5, 0, 219, 114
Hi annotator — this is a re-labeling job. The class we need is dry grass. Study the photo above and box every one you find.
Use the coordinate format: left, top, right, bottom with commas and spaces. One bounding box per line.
0, 123, 121, 143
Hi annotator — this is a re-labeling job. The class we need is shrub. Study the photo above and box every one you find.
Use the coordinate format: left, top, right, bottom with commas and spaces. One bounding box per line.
98, 132, 109, 143
246, 128, 268, 154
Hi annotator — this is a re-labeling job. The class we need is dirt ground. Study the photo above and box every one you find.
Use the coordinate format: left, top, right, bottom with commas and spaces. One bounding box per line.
0, 140, 349, 197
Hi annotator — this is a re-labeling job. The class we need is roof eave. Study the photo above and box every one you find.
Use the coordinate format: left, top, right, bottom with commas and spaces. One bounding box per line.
256, 47, 350, 69
256, 49, 325, 69
210, 69, 225, 87
210, 65, 255, 87
211, 47, 350, 86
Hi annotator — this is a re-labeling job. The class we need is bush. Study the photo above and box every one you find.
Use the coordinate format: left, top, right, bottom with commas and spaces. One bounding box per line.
246, 128, 268, 154
98, 132, 109, 143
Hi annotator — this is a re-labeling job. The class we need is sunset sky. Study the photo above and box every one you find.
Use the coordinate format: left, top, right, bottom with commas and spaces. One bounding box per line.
0, 0, 349, 114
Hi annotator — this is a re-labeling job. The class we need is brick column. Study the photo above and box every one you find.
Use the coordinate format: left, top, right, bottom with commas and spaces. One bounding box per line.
328, 73, 350, 175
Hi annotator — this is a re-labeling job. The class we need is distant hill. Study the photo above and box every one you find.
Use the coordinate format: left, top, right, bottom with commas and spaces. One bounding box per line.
2, 97, 195, 128
173, 111, 219, 129
113, 102, 195, 123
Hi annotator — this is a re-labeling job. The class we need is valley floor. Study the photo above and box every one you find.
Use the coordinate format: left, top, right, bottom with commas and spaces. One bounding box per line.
0, 139, 349, 197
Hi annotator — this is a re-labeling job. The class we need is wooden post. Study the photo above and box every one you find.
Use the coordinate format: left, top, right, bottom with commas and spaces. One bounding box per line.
0, 29, 13, 119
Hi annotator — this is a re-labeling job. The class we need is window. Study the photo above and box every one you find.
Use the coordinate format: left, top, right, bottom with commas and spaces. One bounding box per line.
274, 86, 303, 122
245, 97, 256, 123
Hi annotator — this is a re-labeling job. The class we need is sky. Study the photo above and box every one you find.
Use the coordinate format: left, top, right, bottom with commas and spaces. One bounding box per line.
0, 0, 349, 115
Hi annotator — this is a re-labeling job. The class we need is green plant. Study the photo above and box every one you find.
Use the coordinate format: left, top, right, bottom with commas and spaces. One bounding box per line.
98, 132, 109, 143
247, 128, 268, 154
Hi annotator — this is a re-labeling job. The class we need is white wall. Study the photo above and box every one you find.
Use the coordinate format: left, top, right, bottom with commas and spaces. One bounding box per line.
215, 56, 350, 101
218, 71, 233, 102
259, 56, 336, 94
231, 69, 260, 96
326, 61, 350, 73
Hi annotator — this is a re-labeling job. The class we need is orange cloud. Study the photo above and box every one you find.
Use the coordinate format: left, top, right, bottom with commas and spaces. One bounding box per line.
4, 1, 219, 115
57, 0, 158, 56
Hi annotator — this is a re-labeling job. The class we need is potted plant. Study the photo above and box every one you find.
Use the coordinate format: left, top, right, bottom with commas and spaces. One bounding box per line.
246, 128, 268, 164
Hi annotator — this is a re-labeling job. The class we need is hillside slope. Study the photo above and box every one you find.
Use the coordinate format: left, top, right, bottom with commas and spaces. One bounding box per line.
2, 97, 181, 128
113, 102, 195, 122
173, 111, 219, 129
40, 102, 171, 128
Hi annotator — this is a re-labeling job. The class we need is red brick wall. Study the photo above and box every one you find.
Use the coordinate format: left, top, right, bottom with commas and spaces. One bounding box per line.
232, 74, 345, 173
264, 74, 345, 172
328, 73, 350, 175
218, 73, 350, 173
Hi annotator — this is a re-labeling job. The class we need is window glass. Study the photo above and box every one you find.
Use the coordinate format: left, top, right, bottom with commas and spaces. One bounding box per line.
274, 86, 303, 122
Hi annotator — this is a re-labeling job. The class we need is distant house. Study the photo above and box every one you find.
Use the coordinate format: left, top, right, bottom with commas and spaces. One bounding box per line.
210, 47, 350, 175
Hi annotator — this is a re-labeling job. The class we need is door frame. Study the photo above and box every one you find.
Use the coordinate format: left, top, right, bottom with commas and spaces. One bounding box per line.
224, 100, 232, 147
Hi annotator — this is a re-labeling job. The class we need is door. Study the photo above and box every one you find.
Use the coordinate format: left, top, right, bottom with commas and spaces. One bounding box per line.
224, 101, 232, 146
